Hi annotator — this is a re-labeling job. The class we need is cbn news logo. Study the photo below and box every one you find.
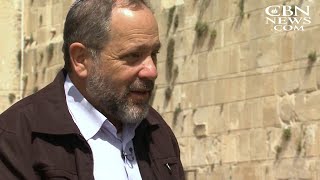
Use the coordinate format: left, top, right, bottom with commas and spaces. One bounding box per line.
265, 5, 311, 31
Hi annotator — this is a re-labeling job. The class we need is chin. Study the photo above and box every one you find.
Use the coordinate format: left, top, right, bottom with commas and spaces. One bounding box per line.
119, 103, 150, 124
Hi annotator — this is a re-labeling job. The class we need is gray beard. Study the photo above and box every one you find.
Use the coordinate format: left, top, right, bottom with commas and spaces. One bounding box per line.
86, 63, 152, 124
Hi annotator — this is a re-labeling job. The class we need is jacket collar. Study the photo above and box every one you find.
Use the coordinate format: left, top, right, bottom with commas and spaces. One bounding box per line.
30, 69, 80, 134
31, 69, 159, 135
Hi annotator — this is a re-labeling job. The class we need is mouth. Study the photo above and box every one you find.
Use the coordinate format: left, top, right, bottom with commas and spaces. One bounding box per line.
129, 90, 151, 101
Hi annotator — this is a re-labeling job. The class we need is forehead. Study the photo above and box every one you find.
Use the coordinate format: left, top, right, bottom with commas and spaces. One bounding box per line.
110, 5, 159, 39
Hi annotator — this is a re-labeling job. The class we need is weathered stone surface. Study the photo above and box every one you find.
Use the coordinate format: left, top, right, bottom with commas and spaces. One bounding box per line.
2, 1, 320, 179
198, 52, 208, 80
232, 164, 261, 180
223, 16, 250, 46
263, 96, 280, 127
190, 136, 222, 167
275, 159, 312, 179
275, 69, 300, 95
0, 0, 21, 112
175, 55, 199, 83
246, 73, 274, 99
177, 137, 191, 167
279, 94, 296, 124
295, 91, 320, 121
221, 134, 237, 163
226, 102, 243, 131
207, 45, 240, 78
238, 130, 250, 162
294, 27, 320, 60
250, 129, 268, 160
207, 105, 226, 134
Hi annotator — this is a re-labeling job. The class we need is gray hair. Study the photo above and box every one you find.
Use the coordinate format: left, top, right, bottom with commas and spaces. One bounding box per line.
62, 0, 150, 72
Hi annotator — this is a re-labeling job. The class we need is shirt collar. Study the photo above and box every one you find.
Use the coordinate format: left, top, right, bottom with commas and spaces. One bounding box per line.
64, 75, 108, 140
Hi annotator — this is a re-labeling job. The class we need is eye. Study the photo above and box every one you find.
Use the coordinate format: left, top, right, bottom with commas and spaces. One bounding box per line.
125, 53, 142, 59
122, 52, 143, 63
151, 51, 159, 60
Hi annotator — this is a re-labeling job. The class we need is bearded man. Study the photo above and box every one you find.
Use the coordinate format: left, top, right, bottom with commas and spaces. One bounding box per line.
0, 0, 185, 179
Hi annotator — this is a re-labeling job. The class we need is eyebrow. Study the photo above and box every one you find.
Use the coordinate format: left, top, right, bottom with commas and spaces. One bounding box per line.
127, 42, 162, 52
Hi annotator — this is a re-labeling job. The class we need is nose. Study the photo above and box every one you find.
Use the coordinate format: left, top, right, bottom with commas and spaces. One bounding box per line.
138, 56, 158, 81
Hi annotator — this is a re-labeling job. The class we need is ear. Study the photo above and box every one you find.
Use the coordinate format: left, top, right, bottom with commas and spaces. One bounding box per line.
69, 42, 90, 78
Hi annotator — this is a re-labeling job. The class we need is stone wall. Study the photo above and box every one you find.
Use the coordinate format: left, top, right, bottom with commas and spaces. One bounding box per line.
1, 0, 320, 179
0, 0, 21, 111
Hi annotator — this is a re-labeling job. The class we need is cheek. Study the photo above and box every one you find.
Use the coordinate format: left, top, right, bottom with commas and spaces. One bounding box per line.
113, 68, 140, 85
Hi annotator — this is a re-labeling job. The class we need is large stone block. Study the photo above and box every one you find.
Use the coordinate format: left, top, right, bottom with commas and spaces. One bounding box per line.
175, 55, 199, 83
239, 42, 254, 71
238, 130, 250, 162
181, 0, 197, 18
245, 0, 266, 12
209, 165, 227, 180
245, 73, 274, 99
250, 129, 268, 160
181, 82, 202, 109
163, 109, 194, 138
63, 0, 74, 20
239, 98, 263, 129
226, 101, 244, 131
278, 94, 296, 124
229, 45, 241, 74
275, 159, 312, 180
274, 69, 300, 95
51, 3, 63, 26
199, 0, 215, 22
51, 41, 64, 65
36, 27, 50, 44
185, 170, 196, 180
208, 77, 244, 105
26, 9, 38, 34
299, 65, 318, 92
316, 66, 320, 88
295, 91, 320, 121
248, 36, 281, 69
155, 61, 167, 86
198, 80, 215, 107
213, 79, 228, 104
231, 164, 262, 180
215, 0, 229, 20
294, 27, 320, 60
263, 96, 280, 127
223, 16, 249, 46
303, 123, 320, 157
151, 86, 172, 113
207, 104, 227, 134
173, 29, 195, 58
189, 136, 222, 166
221, 134, 238, 163
195, 166, 214, 180
198, 52, 208, 80
193, 106, 218, 137
37, 7, 47, 27
301, 1, 320, 29
23, 48, 36, 74
280, 32, 294, 63
177, 137, 190, 167
207, 45, 240, 78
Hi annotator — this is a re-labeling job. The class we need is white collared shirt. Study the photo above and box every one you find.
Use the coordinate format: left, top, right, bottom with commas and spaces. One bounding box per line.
64, 75, 142, 180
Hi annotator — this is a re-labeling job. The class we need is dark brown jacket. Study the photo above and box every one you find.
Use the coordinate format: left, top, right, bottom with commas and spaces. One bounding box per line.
0, 70, 185, 180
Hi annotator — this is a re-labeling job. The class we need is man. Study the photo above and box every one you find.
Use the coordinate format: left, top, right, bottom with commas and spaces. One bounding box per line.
0, 0, 185, 179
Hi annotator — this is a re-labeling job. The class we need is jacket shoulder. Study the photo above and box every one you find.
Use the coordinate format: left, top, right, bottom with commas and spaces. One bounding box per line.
0, 82, 54, 133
